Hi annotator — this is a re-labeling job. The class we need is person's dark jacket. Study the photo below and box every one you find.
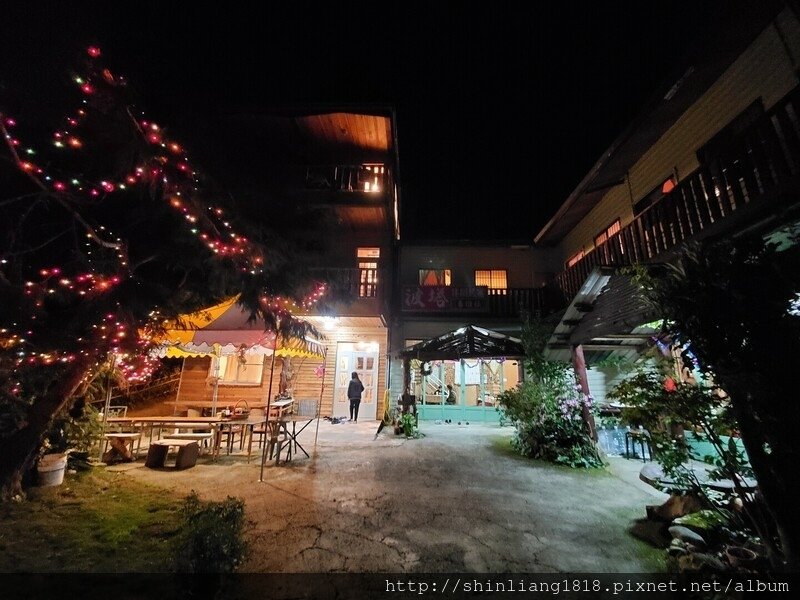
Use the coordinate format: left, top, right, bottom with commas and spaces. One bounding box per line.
347, 378, 364, 400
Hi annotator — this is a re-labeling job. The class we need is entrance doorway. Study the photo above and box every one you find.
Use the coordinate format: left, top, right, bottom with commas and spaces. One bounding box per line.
415, 358, 519, 423
333, 342, 379, 419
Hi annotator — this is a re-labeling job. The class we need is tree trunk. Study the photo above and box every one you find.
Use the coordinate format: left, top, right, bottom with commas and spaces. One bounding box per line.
0, 357, 94, 501
722, 376, 800, 572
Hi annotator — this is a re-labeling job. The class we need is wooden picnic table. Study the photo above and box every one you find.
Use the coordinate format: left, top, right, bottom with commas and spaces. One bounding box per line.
107, 415, 223, 459
164, 398, 295, 416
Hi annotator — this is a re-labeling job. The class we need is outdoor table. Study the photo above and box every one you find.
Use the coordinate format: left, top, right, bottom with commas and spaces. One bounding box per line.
282, 414, 315, 459
107, 416, 222, 459
220, 416, 267, 461
164, 398, 295, 416
640, 462, 758, 493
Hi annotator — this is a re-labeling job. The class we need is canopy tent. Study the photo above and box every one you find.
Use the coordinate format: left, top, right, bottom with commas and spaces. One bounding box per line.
399, 325, 525, 361
146, 296, 328, 481
150, 296, 325, 359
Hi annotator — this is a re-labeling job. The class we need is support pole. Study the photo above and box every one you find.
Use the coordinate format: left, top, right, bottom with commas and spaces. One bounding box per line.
98, 354, 117, 462
313, 351, 327, 457
211, 345, 221, 417
259, 334, 279, 483
572, 344, 598, 442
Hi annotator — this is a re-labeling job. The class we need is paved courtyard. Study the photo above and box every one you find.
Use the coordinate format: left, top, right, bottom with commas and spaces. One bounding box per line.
124, 420, 668, 572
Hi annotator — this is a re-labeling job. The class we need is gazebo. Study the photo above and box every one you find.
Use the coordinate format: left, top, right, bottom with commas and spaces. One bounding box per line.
398, 325, 525, 422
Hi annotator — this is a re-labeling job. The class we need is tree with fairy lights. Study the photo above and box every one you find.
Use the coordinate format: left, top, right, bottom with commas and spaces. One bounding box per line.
0, 47, 328, 500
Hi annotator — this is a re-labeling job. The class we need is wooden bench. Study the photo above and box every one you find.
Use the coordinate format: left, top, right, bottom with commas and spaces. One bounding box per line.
145, 439, 199, 470
102, 432, 141, 462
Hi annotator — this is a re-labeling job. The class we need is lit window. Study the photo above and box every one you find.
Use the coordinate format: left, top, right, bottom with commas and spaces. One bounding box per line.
475, 270, 507, 295
359, 164, 384, 193
566, 250, 585, 268
214, 354, 265, 385
594, 219, 621, 247
359, 262, 378, 297
357, 248, 379, 298
357, 247, 380, 258
419, 269, 451, 286
634, 176, 677, 216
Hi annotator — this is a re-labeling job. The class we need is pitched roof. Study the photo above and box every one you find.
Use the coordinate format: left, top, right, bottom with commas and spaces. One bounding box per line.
399, 325, 525, 361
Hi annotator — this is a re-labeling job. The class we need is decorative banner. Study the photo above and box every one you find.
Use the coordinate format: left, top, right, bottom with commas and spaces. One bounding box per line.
401, 286, 488, 312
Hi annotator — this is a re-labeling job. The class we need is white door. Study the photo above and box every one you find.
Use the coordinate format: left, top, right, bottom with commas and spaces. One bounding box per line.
333, 343, 379, 418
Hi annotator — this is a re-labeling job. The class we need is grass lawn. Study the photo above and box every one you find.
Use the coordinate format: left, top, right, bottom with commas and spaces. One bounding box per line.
0, 468, 187, 572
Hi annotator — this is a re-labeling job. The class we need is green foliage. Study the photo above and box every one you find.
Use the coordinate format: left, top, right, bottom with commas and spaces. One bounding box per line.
500, 382, 603, 468
609, 363, 751, 497
499, 316, 603, 469
178, 492, 247, 573
44, 403, 103, 472
398, 413, 421, 438
623, 236, 800, 569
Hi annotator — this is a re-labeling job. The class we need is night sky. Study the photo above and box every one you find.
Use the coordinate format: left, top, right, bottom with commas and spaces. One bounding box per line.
3, 2, 733, 242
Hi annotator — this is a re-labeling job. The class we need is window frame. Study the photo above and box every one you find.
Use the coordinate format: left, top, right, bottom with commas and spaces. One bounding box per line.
418, 269, 452, 287
213, 353, 266, 386
474, 269, 508, 295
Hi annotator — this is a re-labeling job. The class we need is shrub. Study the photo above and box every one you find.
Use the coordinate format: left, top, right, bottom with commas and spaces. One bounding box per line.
499, 380, 603, 468
178, 492, 247, 573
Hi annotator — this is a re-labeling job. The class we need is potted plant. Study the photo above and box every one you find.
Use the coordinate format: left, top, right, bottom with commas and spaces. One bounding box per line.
41, 399, 104, 484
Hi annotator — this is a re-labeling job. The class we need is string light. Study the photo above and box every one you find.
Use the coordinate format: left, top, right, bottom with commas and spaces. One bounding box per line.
1, 45, 327, 393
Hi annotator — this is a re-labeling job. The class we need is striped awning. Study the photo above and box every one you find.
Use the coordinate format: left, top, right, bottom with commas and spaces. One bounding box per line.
149, 297, 325, 359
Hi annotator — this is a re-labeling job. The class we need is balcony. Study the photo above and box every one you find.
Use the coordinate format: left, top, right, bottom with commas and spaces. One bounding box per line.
301, 164, 387, 194
555, 86, 800, 300
311, 268, 386, 302
401, 286, 543, 318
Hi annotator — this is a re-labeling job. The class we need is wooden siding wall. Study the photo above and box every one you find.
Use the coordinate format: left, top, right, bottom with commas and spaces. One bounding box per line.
176, 327, 388, 419
307, 326, 389, 420
586, 367, 630, 406
558, 9, 800, 263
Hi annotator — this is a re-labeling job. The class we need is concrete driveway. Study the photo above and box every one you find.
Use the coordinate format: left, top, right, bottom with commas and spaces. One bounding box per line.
125, 419, 667, 572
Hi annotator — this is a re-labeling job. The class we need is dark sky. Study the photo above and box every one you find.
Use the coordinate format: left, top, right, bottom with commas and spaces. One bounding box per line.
3, 2, 731, 241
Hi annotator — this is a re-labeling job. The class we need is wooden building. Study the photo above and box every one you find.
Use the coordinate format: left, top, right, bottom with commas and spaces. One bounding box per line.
170, 108, 400, 421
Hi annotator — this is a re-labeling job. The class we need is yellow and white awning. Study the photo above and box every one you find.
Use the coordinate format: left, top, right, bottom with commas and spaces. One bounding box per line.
149, 297, 325, 359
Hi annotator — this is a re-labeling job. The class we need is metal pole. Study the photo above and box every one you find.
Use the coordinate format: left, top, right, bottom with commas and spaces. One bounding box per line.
313, 349, 327, 456
211, 345, 221, 417
259, 332, 279, 482
98, 353, 117, 462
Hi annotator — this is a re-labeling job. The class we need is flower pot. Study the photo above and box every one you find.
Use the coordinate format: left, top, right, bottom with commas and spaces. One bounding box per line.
725, 545, 757, 569
37, 453, 68, 487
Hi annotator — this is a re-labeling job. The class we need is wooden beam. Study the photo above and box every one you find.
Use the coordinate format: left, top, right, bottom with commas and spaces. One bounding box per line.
573, 302, 594, 313
548, 343, 644, 351
592, 334, 654, 340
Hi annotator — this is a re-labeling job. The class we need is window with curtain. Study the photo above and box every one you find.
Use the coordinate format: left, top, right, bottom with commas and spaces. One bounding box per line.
357, 248, 380, 298
214, 354, 265, 385
474, 269, 507, 295
594, 218, 621, 247
419, 269, 451, 286
566, 250, 585, 268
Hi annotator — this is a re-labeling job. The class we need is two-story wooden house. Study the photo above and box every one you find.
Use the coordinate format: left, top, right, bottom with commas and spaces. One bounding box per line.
535, 2, 800, 401
172, 107, 400, 421
389, 241, 559, 421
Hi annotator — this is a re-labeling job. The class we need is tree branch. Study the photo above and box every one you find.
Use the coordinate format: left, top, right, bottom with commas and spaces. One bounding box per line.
0, 117, 123, 252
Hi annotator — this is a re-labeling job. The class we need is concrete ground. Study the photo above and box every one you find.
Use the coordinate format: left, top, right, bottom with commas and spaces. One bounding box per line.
123, 419, 669, 573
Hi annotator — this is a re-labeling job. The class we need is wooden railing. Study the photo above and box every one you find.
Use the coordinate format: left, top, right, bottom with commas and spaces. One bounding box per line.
400, 285, 543, 318
312, 267, 386, 300
487, 288, 544, 317
555, 87, 800, 300
302, 164, 387, 193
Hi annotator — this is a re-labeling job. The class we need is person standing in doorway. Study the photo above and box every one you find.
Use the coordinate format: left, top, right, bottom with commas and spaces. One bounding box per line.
347, 371, 364, 422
